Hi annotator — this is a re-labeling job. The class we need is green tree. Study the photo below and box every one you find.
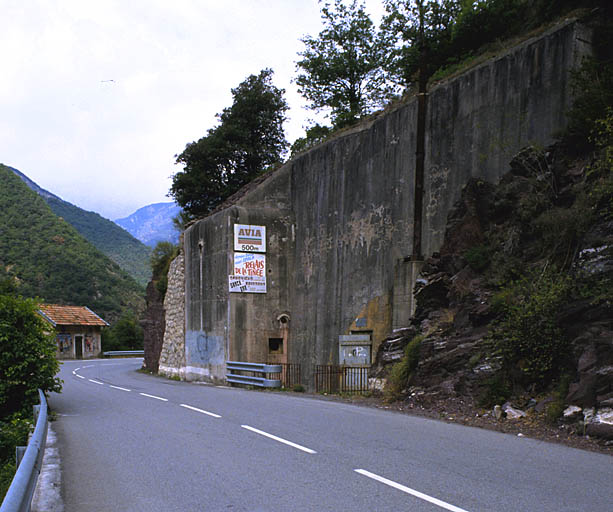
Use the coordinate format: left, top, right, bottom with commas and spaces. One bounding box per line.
170, 69, 288, 217
0, 294, 62, 418
289, 123, 332, 157
102, 311, 144, 351
295, 0, 394, 128
150, 241, 179, 297
381, 0, 461, 87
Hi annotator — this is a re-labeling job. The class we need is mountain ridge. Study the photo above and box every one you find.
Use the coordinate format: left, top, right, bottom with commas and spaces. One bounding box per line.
115, 201, 180, 247
9, 166, 152, 286
0, 163, 145, 322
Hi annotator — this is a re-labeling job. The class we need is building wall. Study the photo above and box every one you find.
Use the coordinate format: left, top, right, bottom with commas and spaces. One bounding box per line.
167, 20, 592, 386
55, 326, 101, 360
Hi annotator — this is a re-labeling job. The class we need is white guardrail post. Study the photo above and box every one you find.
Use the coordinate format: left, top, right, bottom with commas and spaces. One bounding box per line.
1, 389, 48, 512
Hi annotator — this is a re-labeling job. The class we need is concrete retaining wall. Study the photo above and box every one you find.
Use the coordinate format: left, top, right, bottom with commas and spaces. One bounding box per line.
163, 20, 592, 386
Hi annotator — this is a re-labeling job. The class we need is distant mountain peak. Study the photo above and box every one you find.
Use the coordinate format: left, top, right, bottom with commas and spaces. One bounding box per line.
115, 202, 181, 247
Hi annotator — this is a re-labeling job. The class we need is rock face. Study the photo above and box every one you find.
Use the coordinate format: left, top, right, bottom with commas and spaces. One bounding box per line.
373, 141, 613, 440
142, 281, 165, 373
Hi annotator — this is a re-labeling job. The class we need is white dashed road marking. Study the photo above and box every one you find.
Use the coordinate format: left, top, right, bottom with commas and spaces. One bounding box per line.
110, 385, 131, 392
139, 393, 168, 402
179, 404, 221, 418
354, 469, 470, 512
241, 425, 316, 454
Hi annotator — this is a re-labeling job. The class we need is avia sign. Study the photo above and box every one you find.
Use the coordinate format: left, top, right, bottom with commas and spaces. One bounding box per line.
234, 224, 266, 253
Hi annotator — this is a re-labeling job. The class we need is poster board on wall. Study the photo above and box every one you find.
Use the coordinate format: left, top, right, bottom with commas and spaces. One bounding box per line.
234, 224, 266, 253
229, 252, 266, 293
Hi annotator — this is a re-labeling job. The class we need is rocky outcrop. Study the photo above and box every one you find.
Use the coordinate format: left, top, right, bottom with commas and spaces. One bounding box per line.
142, 281, 165, 372
374, 143, 613, 441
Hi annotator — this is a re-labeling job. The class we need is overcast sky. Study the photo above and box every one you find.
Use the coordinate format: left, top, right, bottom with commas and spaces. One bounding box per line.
1, 0, 385, 220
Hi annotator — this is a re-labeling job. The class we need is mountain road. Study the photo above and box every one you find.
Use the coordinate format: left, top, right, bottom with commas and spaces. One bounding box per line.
48, 359, 613, 511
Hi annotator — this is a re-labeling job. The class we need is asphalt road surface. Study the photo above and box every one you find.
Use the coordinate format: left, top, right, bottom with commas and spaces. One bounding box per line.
49, 359, 613, 511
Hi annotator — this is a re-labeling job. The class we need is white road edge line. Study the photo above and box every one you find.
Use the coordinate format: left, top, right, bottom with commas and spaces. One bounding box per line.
354, 469, 470, 512
88, 379, 104, 385
241, 425, 316, 454
110, 385, 131, 392
76, 375, 84, 379
139, 393, 168, 402
180, 404, 221, 418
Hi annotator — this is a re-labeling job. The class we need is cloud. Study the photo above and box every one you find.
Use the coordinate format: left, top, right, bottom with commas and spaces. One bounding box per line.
0, 0, 383, 219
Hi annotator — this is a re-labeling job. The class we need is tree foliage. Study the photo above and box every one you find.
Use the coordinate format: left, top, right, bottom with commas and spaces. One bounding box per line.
170, 69, 288, 218
289, 123, 332, 157
101, 310, 144, 352
295, 0, 394, 128
150, 241, 179, 297
0, 294, 61, 418
382, 0, 460, 86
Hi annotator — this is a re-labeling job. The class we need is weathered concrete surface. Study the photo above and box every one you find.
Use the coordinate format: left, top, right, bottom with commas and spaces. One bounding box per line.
166, 20, 592, 388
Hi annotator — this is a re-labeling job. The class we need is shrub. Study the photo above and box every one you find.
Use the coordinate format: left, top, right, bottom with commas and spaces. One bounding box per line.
384, 335, 423, 401
478, 375, 512, 408
0, 295, 62, 418
0, 414, 32, 500
487, 268, 572, 387
464, 245, 490, 272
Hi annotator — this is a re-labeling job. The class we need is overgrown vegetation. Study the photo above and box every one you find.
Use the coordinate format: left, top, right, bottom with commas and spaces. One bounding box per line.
384, 335, 423, 400
101, 310, 144, 352
292, 0, 607, 142
487, 269, 572, 387
0, 291, 62, 500
150, 241, 179, 298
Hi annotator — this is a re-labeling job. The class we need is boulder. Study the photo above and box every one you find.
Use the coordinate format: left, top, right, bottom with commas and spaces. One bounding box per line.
502, 403, 527, 419
562, 405, 582, 422
493, 405, 503, 420
585, 408, 613, 440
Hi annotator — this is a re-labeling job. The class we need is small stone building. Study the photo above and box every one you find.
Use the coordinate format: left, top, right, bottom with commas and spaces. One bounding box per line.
38, 304, 108, 360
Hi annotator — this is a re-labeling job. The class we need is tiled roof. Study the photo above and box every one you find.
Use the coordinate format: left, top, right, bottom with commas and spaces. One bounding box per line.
38, 304, 109, 327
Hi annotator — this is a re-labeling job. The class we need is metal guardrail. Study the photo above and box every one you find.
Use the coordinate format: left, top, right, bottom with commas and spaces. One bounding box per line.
102, 350, 144, 357
1, 389, 48, 512
226, 361, 282, 388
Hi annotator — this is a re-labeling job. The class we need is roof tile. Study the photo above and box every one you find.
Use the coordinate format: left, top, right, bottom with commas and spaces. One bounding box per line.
38, 304, 109, 327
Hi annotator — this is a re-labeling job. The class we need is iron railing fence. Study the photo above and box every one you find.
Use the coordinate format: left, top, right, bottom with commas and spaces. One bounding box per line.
266, 363, 302, 389
314, 365, 370, 394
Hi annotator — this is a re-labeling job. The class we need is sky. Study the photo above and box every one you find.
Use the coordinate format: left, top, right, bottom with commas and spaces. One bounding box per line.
1, 0, 385, 220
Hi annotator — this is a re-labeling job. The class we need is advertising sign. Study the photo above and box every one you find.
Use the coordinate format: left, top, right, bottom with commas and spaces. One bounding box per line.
234, 224, 266, 253
229, 252, 266, 293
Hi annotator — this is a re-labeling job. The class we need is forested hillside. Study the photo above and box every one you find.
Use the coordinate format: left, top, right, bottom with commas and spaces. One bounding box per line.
0, 164, 144, 322
9, 166, 151, 286
44, 196, 151, 285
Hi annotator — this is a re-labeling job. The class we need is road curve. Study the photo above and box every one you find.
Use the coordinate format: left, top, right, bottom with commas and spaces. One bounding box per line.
49, 359, 613, 511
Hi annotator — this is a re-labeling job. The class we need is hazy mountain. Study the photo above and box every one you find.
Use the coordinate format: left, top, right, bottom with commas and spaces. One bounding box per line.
0, 163, 145, 322
9, 166, 151, 286
115, 202, 181, 247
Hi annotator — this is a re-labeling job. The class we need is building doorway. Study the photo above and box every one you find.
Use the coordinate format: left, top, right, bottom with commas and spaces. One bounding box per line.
75, 335, 83, 359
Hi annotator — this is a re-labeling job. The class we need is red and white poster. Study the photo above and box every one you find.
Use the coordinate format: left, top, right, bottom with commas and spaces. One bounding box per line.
228, 252, 266, 293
